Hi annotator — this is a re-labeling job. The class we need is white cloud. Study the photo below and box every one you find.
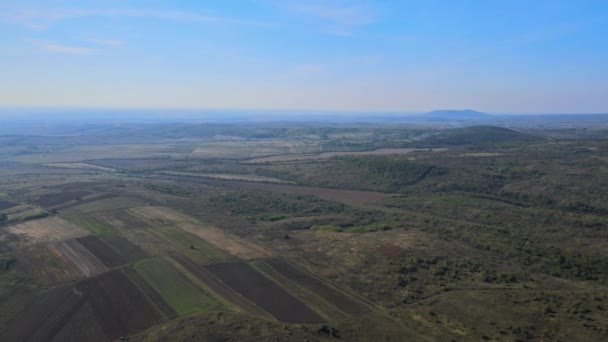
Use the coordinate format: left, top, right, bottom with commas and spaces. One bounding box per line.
1, 7, 274, 30
285, 1, 376, 36
27, 40, 95, 55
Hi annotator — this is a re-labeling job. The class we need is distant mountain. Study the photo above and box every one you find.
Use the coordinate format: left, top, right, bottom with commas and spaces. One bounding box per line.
426, 109, 490, 119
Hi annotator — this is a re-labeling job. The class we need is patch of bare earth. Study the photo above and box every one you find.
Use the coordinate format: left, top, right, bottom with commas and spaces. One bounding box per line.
5, 217, 89, 247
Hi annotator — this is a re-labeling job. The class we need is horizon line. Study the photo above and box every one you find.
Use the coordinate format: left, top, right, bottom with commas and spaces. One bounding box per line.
1, 106, 607, 116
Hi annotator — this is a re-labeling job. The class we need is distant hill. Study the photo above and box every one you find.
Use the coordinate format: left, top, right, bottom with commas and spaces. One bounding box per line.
426, 109, 490, 120
420, 126, 542, 146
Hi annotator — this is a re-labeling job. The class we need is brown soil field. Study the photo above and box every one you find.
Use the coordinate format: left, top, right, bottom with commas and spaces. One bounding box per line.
99, 235, 148, 262
49, 194, 117, 211
4, 268, 166, 341
94, 209, 150, 229
377, 243, 405, 258
35, 191, 90, 208
15, 245, 84, 286
75, 269, 165, 340
53, 240, 108, 277
265, 259, 370, 316
245, 148, 447, 163
205, 261, 323, 323
0, 284, 86, 342
123, 267, 178, 319
0, 198, 18, 211
69, 197, 142, 213
0, 287, 37, 332
77, 235, 127, 268
253, 260, 349, 321
171, 254, 271, 319
176, 222, 270, 260
0, 241, 11, 254
129, 206, 198, 225
219, 180, 393, 205
118, 227, 175, 256
50, 302, 110, 342
5, 217, 89, 246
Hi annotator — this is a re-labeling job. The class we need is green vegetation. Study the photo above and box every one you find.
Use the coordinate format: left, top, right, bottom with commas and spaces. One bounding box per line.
417, 126, 542, 146
257, 213, 286, 221
2, 122, 608, 341
311, 223, 392, 233
0, 256, 16, 271
21, 211, 49, 221
153, 227, 230, 265
209, 190, 347, 216
60, 211, 115, 235
133, 258, 220, 315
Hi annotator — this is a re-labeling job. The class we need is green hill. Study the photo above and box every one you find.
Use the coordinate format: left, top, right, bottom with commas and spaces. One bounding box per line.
421, 126, 542, 146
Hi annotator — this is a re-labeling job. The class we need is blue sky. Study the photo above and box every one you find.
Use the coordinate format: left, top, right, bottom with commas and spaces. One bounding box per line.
1, 0, 607, 113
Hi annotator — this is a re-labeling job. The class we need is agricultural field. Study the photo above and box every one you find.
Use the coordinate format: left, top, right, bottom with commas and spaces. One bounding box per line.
3, 217, 89, 248
133, 258, 220, 315
0, 122, 607, 340
0, 199, 18, 211
205, 261, 323, 323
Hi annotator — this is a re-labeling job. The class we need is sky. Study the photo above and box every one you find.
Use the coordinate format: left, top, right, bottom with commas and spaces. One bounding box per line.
1, 0, 607, 113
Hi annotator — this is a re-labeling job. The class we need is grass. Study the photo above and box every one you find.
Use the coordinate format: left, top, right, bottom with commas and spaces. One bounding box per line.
60, 211, 115, 235
69, 197, 141, 213
153, 226, 231, 264
0, 256, 16, 271
311, 223, 392, 233
133, 257, 220, 316
258, 213, 286, 221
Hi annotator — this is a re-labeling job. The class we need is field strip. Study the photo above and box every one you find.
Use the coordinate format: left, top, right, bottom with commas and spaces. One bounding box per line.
156, 171, 293, 184
244, 148, 448, 163
129, 205, 271, 259
76, 236, 127, 268
44, 163, 116, 172
264, 259, 372, 316
129, 206, 199, 224
54, 240, 108, 277
46, 193, 116, 211
170, 254, 273, 320
17, 244, 83, 286
75, 269, 165, 339
0, 198, 19, 211
132, 258, 221, 316
205, 261, 324, 323
5, 217, 89, 246
176, 222, 271, 260
123, 266, 179, 319
251, 260, 349, 321
0, 285, 85, 342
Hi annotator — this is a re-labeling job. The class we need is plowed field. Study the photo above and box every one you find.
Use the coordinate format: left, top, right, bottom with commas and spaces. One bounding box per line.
205, 261, 323, 323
